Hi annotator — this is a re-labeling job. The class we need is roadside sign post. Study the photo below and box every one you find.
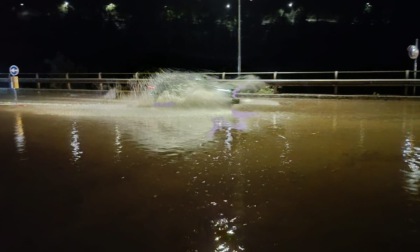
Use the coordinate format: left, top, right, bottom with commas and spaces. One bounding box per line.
9, 65, 19, 102
9, 65, 20, 89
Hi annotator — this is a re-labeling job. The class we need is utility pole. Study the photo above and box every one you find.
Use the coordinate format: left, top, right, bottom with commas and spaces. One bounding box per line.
415, 38, 418, 79
408, 39, 419, 79
237, 0, 242, 74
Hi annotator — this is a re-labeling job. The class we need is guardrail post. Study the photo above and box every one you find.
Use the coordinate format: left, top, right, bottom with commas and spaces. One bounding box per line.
66, 73, 71, 89
273, 72, 278, 79
36, 73, 41, 89
405, 70, 410, 79
98, 72, 103, 90
333, 71, 339, 94
222, 72, 226, 79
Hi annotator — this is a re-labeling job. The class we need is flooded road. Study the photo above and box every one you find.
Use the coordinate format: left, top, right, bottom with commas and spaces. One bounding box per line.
1, 98, 420, 251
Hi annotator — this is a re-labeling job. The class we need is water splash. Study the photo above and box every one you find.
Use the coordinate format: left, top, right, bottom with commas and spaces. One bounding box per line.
125, 70, 267, 108
147, 71, 231, 107
231, 74, 267, 99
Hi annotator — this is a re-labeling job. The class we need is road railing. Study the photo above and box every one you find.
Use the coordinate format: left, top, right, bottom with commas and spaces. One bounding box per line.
0, 70, 419, 95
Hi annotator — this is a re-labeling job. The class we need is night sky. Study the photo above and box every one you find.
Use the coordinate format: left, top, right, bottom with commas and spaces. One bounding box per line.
0, 0, 419, 73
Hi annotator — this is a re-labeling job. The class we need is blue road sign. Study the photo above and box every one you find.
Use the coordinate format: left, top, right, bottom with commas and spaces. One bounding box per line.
9, 65, 19, 76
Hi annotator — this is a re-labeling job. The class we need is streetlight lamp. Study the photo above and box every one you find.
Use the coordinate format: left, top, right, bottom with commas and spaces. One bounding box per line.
105, 3, 117, 12
237, 0, 241, 74
59, 1, 71, 14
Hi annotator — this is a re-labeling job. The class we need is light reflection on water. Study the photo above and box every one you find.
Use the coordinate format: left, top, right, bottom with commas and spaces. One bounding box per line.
359, 120, 366, 149
2, 98, 420, 251
114, 124, 123, 161
14, 113, 25, 154
212, 214, 244, 252
70, 121, 83, 162
402, 133, 420, 198
118, 108, 234, 152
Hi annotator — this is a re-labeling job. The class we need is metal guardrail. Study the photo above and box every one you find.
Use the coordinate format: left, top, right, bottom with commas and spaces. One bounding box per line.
0, 71, 419, 95
0, 70, 418, 79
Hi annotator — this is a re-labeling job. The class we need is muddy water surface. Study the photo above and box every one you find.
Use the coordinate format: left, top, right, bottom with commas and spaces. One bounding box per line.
1, 98, 420, 251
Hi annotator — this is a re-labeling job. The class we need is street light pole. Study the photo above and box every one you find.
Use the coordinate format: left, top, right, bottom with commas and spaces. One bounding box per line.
237, 0, 242, 74
415, 38, 418, 79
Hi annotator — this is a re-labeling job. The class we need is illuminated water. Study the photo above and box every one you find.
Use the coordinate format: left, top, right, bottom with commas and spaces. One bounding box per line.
1, 98, 420, 251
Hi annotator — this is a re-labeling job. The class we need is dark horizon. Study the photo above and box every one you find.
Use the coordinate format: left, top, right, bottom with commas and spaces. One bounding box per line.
1, 0, 419, 73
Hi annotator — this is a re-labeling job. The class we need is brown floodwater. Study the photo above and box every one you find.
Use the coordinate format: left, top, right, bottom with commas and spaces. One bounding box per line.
1, 98, 420, 251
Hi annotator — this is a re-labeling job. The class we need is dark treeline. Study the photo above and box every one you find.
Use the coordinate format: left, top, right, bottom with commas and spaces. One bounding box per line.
0, 0, 418, 73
